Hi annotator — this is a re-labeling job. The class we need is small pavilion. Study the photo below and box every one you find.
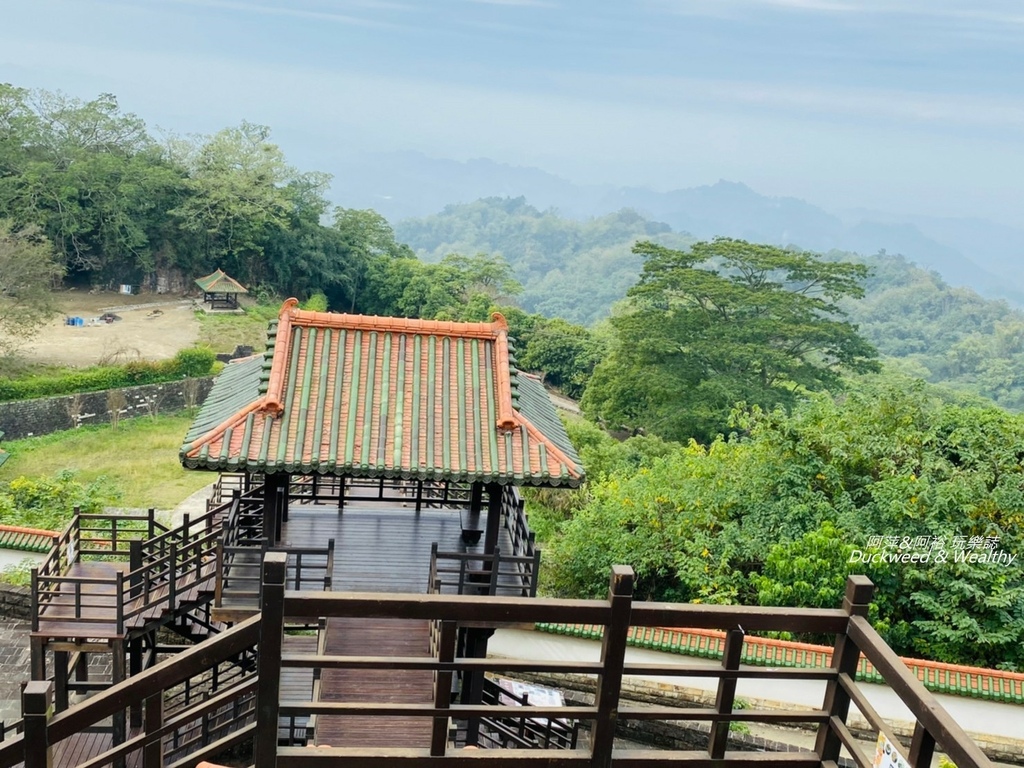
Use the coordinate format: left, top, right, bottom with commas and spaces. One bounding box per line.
179, 297, 584, 586
195, 268, 248, 310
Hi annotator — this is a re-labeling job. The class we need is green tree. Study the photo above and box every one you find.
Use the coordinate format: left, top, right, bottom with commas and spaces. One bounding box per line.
518, 317, 603, 399
584, 239, 879, 442
0, 220, 63, 357
169, 122, 317, 285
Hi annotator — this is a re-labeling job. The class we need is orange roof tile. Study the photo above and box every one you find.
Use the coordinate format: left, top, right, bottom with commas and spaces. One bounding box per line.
180, 300, 584, 487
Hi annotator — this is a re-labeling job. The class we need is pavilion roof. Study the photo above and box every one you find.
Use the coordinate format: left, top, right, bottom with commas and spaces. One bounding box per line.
195, 269, 248, 294
179, 300, 584, 487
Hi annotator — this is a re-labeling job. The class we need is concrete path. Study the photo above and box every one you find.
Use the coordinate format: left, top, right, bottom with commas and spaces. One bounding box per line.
489, 629, 1024, 760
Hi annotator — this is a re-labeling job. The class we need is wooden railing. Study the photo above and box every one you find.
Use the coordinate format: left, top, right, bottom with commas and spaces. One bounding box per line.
32, 504, 224, 636
499, 484, 536, 563
0, 616, 263, 768
476, 677, 578, 750
253, 556, 994, 768
429, 542, 540, 597
6, 557, 997, 768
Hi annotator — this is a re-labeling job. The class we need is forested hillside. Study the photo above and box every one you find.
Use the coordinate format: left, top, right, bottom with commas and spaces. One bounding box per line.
395, 197, 694, 325
399, 197, 1024, 412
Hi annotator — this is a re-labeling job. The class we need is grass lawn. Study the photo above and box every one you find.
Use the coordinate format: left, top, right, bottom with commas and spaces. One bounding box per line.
0, 415, 217, 510
196, 302, 278, 353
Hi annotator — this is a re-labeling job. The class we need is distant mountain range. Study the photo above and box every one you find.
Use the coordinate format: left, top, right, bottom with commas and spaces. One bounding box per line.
330, 151, 1024, 306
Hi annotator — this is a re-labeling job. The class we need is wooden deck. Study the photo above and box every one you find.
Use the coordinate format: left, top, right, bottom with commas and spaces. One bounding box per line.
34, 561, 215, 641
314, 618, 434, 748
51, 728, 142, 768
34, 562, 129, 639
280, 504, 480, 748
280, 502, 514, 593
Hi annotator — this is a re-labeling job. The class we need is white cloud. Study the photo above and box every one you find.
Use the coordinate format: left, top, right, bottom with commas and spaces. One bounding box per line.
160, 0, 400, 27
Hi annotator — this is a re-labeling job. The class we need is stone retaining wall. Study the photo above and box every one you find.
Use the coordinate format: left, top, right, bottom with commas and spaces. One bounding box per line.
0, 377, 216, 440
0, 583, 32, 621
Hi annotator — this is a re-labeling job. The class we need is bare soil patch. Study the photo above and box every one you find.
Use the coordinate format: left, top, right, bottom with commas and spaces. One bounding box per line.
26, 291, 200, 368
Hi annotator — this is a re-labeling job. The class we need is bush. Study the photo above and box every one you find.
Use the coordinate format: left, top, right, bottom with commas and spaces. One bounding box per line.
301, 292, 329, 313
0, 347, 216, 402
2, 470, 121, 530
172, 346, 216, 377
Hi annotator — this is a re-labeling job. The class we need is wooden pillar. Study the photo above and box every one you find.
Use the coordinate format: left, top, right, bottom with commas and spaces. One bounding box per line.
431, 621, 458, 756
280, 474, 291, 524
263, 474, 285, 546
815, 576, 875, 762
458, 628, 492, 746
708, 629, 745, 758
483, 482, 502, 557
29, 637, 45, 681
111, 639, 127, 763
53, 651, 68, 712
254, 552, 287, 768
22, 681, 53, 768
143, 691, 164, 768
130, 637, 144, 727
591, 566, 634, 768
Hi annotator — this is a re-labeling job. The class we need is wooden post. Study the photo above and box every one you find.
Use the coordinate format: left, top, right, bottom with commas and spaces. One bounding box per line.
53, 651, 68, 712
275, 485, 286, 542
112, 638, 127, 766
591, 565, 634, 768
909, 722, 937, 768
708, 628, 745, 758
815, 576, 875, 761
22, 681, 53, 768
280, 474, 290, 524
431, 621, 457, 755
458, 627, 494, 746
254, 552, 287, 768
130, 637, 143, 727
263, 475, 281, 543
130, 539, 143, 599
483, 483, 501, 558
143, 691, 164, 768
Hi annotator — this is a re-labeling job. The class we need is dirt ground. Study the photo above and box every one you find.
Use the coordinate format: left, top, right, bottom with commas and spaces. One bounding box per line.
26, 291, 201, 368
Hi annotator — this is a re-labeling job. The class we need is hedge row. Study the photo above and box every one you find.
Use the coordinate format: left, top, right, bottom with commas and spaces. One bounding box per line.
0, 347, 217, 402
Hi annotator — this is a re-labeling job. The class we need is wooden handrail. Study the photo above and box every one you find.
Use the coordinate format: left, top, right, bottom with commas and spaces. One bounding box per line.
848, 615, 992, 768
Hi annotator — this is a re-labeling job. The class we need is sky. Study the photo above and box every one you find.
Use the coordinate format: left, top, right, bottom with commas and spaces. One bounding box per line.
1, 0, 1022, 224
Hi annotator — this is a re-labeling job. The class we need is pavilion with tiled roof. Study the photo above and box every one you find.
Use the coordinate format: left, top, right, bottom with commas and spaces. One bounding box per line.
180, 298, 583, 564
195, 268, 248, 309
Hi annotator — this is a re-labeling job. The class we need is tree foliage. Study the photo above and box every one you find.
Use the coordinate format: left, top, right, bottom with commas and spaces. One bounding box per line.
584, 239, 879, 442
545, 377, 1024, 668
0, 219, 63, 354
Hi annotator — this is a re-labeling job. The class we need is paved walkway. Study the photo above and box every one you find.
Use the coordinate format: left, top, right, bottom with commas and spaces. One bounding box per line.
0, 619, 31, 726
488, 629, 1024, 761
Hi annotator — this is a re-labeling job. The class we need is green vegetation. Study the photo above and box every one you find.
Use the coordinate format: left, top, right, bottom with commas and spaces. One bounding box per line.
0, 470, 118, 530
0, 415, 214, 509
399, 197, 1024, 414
0, 219, 64, 355
396, 197, 694, 325
197, 302, 281, 353
4, 81, 1022, 672
539, 377, 1024, 669
584, 239, 879, 442
0, 346, 216, 401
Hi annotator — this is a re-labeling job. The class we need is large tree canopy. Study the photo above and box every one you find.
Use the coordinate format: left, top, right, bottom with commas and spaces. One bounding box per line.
583, 238, 880, 442
0, 220, 63, 355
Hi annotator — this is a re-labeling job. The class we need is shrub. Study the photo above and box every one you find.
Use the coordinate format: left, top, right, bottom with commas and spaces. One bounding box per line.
172, 346, 216, 377
301, 292, 329, 313
0, 347, 216, 402
3, 470, 121, 530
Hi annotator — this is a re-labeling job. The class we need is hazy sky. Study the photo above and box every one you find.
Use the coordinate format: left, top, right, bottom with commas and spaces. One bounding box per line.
2, 0, 1022, 224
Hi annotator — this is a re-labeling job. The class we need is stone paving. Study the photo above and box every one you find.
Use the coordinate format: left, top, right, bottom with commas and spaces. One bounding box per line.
0, 618, 32, 726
